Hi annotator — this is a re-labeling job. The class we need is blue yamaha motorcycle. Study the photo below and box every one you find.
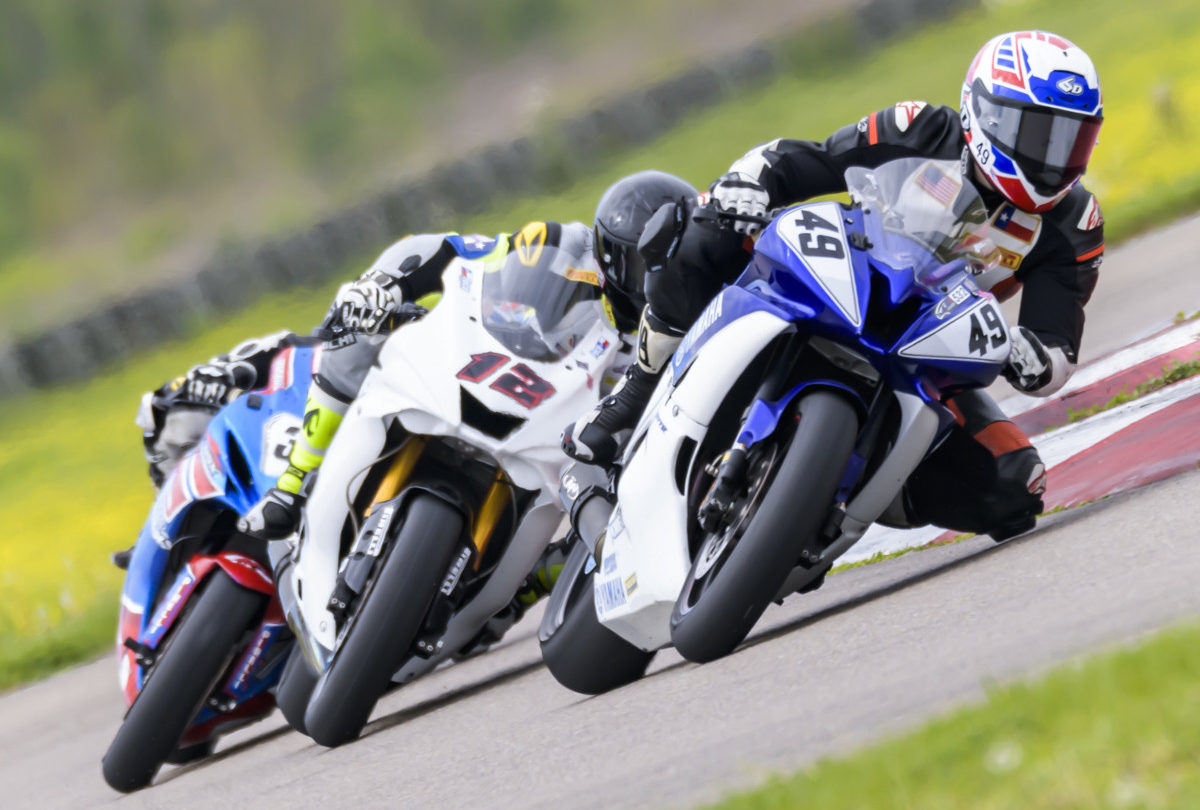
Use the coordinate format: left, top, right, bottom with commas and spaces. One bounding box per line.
102, 344, 315, 791
540, 158, 1012, 692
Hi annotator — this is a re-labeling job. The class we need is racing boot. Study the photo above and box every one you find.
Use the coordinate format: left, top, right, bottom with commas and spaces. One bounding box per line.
562, 309, 682, 465
238, 385, 346, 540
457, 542, 570, 659
512, 541, 569, 610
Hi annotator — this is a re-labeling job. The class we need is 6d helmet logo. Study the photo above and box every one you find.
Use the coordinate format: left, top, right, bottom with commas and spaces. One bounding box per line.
1056, 75, 1085, 96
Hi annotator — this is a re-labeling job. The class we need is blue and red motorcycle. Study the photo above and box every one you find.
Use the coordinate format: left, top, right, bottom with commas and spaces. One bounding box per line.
101, 344, 316, 792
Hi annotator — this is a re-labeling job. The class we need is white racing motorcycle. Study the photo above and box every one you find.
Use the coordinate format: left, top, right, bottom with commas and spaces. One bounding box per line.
271, 231, 623, 746
539, 158, 1013, 693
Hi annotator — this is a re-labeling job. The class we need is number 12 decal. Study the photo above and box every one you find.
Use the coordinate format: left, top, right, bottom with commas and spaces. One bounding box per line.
456, 353, 556, 409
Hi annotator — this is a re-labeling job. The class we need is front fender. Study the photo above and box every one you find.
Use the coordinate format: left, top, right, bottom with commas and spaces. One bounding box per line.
670, 308, 796, 429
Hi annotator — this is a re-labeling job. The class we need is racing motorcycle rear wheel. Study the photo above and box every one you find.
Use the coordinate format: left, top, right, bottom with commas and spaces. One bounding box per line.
303, 493, 463, 747
538, 540, 654, 695
272, 646, 318, 735
670, 390, 859, 663
101, 571, 267, 792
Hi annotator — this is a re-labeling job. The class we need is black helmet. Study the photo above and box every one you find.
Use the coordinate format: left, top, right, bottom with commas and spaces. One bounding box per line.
594, 170, 697, 332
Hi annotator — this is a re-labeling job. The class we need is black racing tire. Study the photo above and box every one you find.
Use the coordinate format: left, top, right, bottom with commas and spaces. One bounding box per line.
101, 571, 266, 792
273, 646, 318, 736
670, 390, 859, 664
538, 541, 655, 695
303, 495, 463, 747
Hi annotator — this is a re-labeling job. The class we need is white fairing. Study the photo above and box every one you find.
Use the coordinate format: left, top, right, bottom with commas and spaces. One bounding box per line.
898, 297, 1010, 364
597, 308, 792, 651
292, 253, 622, 657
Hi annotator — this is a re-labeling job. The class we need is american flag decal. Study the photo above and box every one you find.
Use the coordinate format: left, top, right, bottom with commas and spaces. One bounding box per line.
916, 164, 959, 206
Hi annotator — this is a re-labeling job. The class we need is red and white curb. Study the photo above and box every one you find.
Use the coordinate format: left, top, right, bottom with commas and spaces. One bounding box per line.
845, 320, 1200, 565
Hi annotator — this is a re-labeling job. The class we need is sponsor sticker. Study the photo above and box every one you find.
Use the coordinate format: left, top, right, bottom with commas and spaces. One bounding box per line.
565, 266, 601, 286
439, 546, 472, 595
596, 577, 627, 613
561, 473, 580, 501
623, 572, 638, 597
934, 284, 972, 320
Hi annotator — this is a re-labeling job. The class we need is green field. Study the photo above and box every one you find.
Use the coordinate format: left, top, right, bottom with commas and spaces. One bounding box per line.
709, 619, 1200, 809
3, 0, 1200, 688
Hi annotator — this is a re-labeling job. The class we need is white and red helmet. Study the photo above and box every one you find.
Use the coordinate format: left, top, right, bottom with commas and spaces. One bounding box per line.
961, 31, 1103, 212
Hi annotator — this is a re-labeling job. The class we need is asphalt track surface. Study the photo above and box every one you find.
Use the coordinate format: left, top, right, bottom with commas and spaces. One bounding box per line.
4, 214, 1200, 808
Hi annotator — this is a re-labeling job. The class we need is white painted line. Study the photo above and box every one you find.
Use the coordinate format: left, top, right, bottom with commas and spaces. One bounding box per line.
999, 321, 1200, 416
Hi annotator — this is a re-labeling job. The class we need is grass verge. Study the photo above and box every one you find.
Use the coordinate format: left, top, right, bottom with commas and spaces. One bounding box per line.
707, 619, 1200, 809
1067, 357, 1200, 422
4, 0, 1200, 688
0, 597, 115, 692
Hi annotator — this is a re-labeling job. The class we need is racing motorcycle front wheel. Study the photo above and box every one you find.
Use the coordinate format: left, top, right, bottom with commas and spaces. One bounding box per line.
303, 493, 463, 747
101, 571, 267, 792
539, 540, 655, 695
670, 389, 859, 664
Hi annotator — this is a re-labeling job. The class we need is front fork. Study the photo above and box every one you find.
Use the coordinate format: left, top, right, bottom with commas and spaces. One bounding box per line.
697, 333, 807, 531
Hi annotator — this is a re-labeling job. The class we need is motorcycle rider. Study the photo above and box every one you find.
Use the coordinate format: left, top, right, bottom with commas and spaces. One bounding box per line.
563, 31, 1104, 540
232, 202, 652, 536
134, 331, 310, 490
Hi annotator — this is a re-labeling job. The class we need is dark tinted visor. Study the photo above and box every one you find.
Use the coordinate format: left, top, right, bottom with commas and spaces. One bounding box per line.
972, 79, 1102, 196
594, 226, 648, 293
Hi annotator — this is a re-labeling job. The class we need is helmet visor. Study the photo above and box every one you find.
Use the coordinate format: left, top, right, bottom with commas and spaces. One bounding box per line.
593, 226, 648, 295
972, 80, 1102, 197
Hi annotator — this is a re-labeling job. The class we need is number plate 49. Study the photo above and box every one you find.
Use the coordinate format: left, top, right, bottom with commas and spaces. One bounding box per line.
898, 299, 1010, 364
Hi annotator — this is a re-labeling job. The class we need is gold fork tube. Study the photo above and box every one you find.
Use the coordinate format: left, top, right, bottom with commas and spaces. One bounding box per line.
471, 471, 511, 569
366, 437, 426, 516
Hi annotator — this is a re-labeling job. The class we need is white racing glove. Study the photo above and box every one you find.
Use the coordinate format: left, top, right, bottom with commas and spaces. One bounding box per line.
710, 172, 770, 236
331, 275, 398, 335
1003, 326, 1054, 393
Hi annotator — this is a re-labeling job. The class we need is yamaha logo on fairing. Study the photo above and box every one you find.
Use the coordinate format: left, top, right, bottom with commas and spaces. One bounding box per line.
1056, 75, 1085, 96
677, 295, 725, 357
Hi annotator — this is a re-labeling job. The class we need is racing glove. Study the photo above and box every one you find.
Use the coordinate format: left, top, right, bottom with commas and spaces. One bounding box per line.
710, 172, 770, 236
1003, 326, 1054, 393
238, 488, 305, 540
182, 363, 248, 407
328, 274, 398, 335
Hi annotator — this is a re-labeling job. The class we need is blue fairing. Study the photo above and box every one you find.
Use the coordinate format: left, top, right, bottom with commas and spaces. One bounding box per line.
671, 199, 1006, 450
121, 345, 314, 703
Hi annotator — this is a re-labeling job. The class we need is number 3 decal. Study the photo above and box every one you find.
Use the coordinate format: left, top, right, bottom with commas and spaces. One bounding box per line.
456, 353, 557, 409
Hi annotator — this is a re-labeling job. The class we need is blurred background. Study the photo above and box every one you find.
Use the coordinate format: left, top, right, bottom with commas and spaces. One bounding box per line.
0, 0, 866, 349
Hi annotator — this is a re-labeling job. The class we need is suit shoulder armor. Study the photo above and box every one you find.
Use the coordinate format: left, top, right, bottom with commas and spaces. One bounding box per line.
1045, 184, 1104, 262
446, 233, 501, 259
